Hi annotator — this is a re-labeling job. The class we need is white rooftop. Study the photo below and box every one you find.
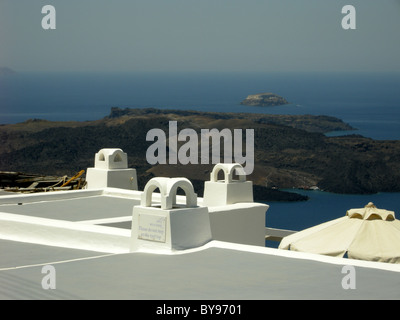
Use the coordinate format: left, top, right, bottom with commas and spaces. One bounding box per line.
1, 238, 400, 300
1, 153, 399, 300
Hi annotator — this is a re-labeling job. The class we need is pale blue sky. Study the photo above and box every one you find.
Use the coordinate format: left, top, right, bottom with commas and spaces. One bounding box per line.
1, 0, 400, 72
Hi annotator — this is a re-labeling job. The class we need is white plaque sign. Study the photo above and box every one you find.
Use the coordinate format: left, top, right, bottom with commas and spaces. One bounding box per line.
138, 214, 167, 243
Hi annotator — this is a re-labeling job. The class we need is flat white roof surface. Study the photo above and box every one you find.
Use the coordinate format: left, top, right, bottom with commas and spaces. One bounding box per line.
1, 189, 400, 300
1, 240, 400, 300
0, 195, 138, 222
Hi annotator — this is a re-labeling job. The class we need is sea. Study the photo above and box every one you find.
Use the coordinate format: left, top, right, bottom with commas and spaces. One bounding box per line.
0, 71, 399, 246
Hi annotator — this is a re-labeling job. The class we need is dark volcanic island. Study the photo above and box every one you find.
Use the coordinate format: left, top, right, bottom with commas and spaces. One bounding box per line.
240, 93, 289, 107
1, 108, 400, 201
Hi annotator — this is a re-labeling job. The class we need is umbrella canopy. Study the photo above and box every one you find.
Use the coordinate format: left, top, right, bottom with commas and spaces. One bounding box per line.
279, 202, 400, 264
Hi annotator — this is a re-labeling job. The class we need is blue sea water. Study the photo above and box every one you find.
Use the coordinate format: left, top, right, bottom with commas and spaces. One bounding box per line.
267, 189, 400, 231
0, 71, 399, 239
264, 189, 400, 248
1, 71, 400, 139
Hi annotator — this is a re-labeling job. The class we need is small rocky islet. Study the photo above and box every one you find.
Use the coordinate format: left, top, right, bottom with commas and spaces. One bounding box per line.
240, 93, 289, 107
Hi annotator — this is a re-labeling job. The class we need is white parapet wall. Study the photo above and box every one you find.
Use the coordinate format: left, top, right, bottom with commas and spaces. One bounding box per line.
206, 202, 268, 247
0, 211, 131, 253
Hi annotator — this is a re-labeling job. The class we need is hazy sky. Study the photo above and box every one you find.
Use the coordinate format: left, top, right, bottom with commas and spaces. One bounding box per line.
1, 0, 400, 73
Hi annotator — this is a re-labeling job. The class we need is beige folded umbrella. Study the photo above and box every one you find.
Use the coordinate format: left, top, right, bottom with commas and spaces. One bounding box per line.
279, 202, 400, 264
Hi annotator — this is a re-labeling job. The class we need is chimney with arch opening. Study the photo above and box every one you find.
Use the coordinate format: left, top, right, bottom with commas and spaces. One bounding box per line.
86, 148, 138, 190
130, 177, 212, 252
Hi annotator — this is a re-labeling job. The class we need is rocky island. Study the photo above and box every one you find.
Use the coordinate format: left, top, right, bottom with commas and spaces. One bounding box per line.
240, 92, 289, 107
1, 108, 399, 200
